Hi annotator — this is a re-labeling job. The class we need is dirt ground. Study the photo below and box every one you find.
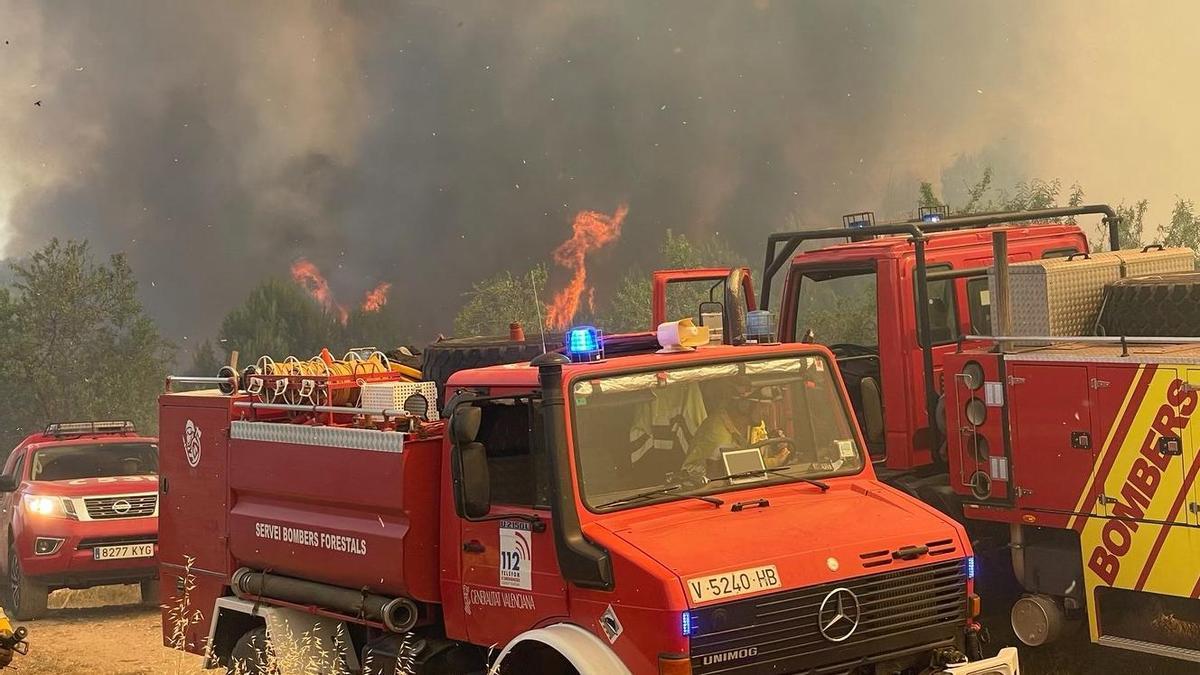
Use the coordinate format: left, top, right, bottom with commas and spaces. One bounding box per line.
15, 586, 202, 675
10, 582, 1195, 674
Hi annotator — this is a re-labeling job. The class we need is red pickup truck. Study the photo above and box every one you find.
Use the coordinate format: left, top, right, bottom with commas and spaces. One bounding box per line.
0, 421, 159, 619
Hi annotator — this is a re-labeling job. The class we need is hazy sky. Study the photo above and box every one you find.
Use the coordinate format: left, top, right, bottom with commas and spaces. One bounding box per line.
1, 1, 1197, 341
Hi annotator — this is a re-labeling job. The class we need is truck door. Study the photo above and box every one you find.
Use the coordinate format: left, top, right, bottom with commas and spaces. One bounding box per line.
158, 395, 232, 581
456, 399, 568, 646
1009, 362, 1096, 513
650, 268, 755, 329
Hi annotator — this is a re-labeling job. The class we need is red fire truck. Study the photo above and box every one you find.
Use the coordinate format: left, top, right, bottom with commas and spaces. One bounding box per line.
0, 421, 160, 619
159, 336, 1017, 674
651, 204, 1200, 661
940, 246, 1200, 661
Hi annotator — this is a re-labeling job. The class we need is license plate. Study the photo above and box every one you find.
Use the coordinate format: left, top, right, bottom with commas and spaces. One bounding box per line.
92, 544, 154, 561
687, 565, 781, 603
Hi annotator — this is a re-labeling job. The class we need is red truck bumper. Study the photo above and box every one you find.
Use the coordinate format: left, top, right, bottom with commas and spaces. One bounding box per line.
17, 516, 157, 588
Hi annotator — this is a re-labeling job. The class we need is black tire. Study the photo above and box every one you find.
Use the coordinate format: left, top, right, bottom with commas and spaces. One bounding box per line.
1098, 272, 1200, 337
140, 579, 161, 605
228, 626, 274, 675
7, 548, 47, 621
421, 335, 561, 402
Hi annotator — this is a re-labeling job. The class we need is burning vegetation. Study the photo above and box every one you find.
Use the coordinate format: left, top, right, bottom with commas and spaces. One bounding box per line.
546, 204, 628, 330
290, 259, 392, 325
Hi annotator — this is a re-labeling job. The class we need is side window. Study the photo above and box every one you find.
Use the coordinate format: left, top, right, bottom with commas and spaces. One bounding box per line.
917, 265, 959, 346
966, 277, 993, 335
1042, 246, 1080, 259
476, 400, 551, 509
9, 453, 25, 482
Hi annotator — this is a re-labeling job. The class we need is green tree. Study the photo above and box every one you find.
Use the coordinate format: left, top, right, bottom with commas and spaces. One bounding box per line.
0, 240, 174, 448
1159, 197, 1200, 252
1097, 199, 1148, 252
217, 278, 342, 364
918, 182, 942, 209
189, 339, 223, 376
453, 265, 549, 337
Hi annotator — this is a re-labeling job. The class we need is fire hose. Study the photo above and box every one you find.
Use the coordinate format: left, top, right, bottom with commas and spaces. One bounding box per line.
231, 568, 418, 634
239, 349, 421, 406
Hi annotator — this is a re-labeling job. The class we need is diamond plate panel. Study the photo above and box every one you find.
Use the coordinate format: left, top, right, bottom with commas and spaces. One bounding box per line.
230, 421, 404, 453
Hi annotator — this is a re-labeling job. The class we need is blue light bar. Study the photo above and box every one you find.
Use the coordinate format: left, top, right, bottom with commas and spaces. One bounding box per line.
846, 219, 871, 229
682, 611, 694, 637
922, 213, 942, 223
565, 326, 604, 362
967, 556, 976, 580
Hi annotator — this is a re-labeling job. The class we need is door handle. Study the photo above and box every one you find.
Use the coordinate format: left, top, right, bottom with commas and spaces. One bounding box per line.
463, 540, 485, 554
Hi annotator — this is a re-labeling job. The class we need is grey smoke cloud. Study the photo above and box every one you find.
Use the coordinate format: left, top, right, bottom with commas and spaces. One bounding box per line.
1, 1, 1197, 343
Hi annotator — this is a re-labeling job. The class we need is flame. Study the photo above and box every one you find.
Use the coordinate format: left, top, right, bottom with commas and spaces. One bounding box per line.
291, 258, 348, 325
546, 204, 628, 330
362, 282, 392, 313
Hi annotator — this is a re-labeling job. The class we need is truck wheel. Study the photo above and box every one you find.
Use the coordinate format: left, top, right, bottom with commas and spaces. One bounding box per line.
7, 548, 47, 621
229, 626, 275, 675
140, 579, 161, 605
421, 335, 560, 401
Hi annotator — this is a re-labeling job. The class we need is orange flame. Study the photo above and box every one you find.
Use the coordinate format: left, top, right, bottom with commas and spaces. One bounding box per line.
361, 282, 392, 313
291, 258, 348, 325
546, 204, 628, 330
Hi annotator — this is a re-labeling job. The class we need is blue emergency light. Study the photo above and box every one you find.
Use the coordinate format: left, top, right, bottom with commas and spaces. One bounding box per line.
682, 611, 695, 637
967, 556, 976, 580
565, 326, 604, 362
922, 213, 942, 223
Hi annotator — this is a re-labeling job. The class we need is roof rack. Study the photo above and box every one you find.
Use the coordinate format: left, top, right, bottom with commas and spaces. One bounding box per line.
44, 421, 137, 437
760, 204, 1120, 310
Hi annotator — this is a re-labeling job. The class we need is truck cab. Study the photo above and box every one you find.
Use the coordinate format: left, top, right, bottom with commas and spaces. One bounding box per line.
775, 222, 1087, 471
0, 421, 159, 619
655, 207, 1114, 489
159, 335, 1017, 675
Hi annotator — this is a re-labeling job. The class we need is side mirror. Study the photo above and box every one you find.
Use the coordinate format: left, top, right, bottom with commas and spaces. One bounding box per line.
451, 406, 482, 446
0, 475, 18, 492
460, 442, 491, 519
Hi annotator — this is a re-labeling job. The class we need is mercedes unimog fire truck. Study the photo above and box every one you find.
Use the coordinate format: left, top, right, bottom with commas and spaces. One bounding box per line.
158, 337, 1015, 674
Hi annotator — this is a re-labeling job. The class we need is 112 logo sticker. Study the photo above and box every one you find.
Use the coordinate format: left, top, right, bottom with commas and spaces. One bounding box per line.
499, 522, 532, 590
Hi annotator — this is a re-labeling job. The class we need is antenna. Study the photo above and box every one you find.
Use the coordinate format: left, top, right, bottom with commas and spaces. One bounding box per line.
530, 271, 548, 354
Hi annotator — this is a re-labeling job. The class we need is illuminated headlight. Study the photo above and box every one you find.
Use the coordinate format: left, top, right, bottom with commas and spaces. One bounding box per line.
23, 495, 68, 518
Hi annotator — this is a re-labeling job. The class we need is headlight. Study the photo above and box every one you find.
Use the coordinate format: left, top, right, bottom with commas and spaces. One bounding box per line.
23, 495, 68, 518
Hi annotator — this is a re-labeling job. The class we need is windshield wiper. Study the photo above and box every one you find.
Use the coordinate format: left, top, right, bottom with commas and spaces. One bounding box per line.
598, 485, 724, 509
707, 466, 830, 492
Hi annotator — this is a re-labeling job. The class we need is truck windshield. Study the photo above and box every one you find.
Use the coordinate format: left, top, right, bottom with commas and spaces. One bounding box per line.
792, 270, 878, 348
571, 355, 864, 511
31, 443, 158, 481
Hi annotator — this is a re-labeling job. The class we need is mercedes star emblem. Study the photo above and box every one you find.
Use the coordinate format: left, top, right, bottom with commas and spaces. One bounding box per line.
817, 587, 861, 642
112, 499, 132, 515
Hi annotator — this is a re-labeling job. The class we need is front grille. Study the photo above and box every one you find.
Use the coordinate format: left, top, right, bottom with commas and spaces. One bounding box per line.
77, 535, 157, 549
690, 559, 967, 675
83, 493, 157, 519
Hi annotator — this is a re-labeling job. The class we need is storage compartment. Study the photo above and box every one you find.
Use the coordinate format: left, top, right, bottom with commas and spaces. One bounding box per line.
224, 423, 443, 602
991, 247, 1194, 342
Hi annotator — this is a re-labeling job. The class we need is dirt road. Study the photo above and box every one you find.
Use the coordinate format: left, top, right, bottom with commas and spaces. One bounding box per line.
11, 584, 1194, 674
16, 587, 201, 675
